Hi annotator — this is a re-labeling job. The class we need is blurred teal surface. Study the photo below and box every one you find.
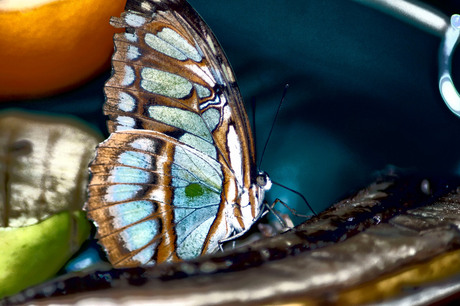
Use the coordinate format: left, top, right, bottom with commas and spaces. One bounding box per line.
2, 0, 460, 216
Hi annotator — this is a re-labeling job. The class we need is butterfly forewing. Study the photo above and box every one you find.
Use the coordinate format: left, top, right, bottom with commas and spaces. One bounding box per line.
86, 0, 267, 267
104, 1, 254, 159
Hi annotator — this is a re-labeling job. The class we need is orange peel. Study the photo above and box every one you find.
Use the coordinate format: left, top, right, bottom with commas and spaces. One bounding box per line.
0, 0, 127, 101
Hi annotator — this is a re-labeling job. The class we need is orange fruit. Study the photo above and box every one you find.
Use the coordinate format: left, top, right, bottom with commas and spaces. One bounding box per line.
0, 0, 127, 101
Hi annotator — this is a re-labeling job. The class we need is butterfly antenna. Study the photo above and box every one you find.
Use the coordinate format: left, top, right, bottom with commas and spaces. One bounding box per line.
272, 180, 318, 217
251, 96, 258, 166
258, 84, 289, 169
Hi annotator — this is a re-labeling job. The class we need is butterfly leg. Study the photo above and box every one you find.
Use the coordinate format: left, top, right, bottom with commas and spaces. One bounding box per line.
218, 198, 312, 248
262, 199, 288, 229
217, 241, 237, 252
219, 199, 297, 245
218, 241, 225, 253
274, 198, 316, 219
264, 198, 315, 232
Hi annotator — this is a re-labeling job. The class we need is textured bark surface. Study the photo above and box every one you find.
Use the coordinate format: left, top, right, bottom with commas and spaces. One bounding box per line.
3, 171, 460, 305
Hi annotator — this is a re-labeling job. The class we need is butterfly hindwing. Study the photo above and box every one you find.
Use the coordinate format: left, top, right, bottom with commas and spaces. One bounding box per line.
87, 130, 229, 266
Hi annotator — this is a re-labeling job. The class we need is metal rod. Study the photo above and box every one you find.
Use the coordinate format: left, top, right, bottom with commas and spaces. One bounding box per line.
351, 0, 449, 37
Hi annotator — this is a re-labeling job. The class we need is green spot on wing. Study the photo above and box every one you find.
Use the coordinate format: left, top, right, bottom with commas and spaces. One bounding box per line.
185, 183, 206, 198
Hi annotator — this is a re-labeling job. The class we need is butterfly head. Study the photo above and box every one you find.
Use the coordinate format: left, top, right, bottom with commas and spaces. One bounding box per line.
256, 171, 272, 191
248, 171, 272, 222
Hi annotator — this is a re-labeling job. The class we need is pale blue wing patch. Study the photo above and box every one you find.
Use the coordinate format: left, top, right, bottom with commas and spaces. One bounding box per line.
126, 45, 141, 60
122, 65, 135, 86
118, 92, 136, 112
116, 116, 136, 130
118, 151, 153, 169
194, 83, 211, 98
178, 133, 216, 158
125, 32, 137, 42
145, 33, 188, 61
139, 1, 153, 12
139, 67, 212, 100
132, 243, 157, 266
141, 67, 193, 98
108, 200, 155, 229
175, 208, 218, 260
124, 12, 147, 27
109, 166, 151, 184
156, 28, 202, 61
149, 105, 216, 142
144, 27, 202, 62
119, 219, 159, 252
129, 137, 157, 152
201, 107, 220, 131
105, 185, 143, 203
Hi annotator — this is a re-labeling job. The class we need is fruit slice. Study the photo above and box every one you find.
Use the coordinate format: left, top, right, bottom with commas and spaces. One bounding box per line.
0, 0, 127, 100
0, 111, 102, 227
0, 211, 91, 298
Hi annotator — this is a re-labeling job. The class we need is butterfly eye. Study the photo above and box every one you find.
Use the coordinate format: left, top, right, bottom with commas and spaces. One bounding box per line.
256, 171, 272, 191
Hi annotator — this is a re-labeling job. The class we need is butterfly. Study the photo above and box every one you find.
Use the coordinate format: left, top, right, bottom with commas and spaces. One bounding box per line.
85, 0, 272, 268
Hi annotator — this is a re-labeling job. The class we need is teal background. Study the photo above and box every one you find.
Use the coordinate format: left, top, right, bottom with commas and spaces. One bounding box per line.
2, 0, 460, 217
188, 0, 460, 216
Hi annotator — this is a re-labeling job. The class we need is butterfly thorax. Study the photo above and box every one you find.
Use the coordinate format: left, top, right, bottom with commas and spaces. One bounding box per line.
238, 171, 272, 230
216, 170, 271, 250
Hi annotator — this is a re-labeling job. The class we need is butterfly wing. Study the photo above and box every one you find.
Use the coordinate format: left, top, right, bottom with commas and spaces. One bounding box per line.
86, 0, 265, 267
87, 130, 227, 266
105, 0, 255, 162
